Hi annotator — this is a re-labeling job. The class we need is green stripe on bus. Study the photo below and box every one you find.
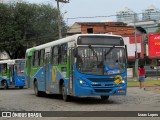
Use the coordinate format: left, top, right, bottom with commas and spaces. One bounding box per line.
28, 48, 36, 57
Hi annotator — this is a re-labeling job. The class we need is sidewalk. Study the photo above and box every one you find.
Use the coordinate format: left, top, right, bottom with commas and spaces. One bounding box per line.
128, 76, 160, 81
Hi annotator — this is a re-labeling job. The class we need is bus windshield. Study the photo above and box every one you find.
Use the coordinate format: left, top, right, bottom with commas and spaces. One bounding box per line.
77, 46, 126, 75
15, 63, 25, 76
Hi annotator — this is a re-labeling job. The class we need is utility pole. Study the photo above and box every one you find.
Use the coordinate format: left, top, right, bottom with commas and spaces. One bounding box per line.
134, 13, 139, 79
55, 0, 69, 39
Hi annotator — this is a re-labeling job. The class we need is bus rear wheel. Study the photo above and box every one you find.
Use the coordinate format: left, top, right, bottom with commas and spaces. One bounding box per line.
3, 81, 8, 89
34, 81, 42, 97
100, 96, 109, 100
62, 83, 70, 102
19, 86, 24, 89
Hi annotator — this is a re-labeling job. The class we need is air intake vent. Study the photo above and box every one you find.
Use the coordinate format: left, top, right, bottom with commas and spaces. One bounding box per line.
88, 78, 114, 82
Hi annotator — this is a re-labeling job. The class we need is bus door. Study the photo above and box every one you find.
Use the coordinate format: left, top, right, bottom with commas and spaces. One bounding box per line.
27, 57, 32, 88
69, 48, 75, 94
44, 52, 51, 92
9, 65, 14, 85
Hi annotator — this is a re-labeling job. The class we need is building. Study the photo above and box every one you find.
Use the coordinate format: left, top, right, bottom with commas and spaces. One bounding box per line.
127, 20, 160, 33
116, 7, 138, 22
142, 5, 160, 21
116, 5, 160, 33
67, 22, 141, 36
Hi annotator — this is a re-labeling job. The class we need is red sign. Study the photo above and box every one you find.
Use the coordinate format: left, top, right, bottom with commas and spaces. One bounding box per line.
148, 33, 160, 58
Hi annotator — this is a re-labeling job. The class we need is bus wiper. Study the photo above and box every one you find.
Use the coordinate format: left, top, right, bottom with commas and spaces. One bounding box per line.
88, 45, 98, 63
104, 46, 115, 60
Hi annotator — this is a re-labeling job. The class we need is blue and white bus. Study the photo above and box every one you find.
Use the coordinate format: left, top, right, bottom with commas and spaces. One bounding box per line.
0, 59, 25, 89
25, 34, 128, 101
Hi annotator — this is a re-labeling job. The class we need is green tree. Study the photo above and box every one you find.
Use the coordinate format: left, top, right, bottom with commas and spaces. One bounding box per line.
0, 2, 67, 59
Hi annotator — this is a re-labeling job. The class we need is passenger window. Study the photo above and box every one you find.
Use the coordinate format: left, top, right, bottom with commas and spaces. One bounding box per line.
40, 49, 45, 66
51, 46, 59, 65
59, 43, 67, 64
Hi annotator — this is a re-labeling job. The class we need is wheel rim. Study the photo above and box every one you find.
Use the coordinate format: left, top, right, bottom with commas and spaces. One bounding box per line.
4, 82, 6, 86
3, 81, 7, 89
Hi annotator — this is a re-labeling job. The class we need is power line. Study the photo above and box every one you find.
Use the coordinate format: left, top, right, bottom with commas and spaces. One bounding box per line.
66, 15, 116, 20
64, 12, 160, 25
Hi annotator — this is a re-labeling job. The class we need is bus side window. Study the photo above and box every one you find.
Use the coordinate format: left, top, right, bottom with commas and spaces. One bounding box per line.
32, 52, 35, 66
59, 43, 67, 64
51, 46, 58, 65
40, 49, 45, 66
32, 51, 39, 67
2, 64, 7, 75
0, 64, 1, 74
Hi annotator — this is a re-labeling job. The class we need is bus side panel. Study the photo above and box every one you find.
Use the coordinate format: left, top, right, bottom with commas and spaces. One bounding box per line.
0, 77, 3, 86
0, 77, 5, 87
32, 67, 45, 92
24, 72, 29, 88
47, 65, 62, 94
45, 65, 69, 94
46, 65, 57, 93
45, 65, 53, 92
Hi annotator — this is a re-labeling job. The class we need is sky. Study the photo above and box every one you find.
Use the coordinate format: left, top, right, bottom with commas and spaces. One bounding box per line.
25, 0, 160, 25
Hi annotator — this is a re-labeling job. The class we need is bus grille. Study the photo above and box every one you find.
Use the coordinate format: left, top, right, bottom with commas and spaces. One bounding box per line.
88, 78, 114, 82
94, 89, 112, 93
91, 84, 114, 87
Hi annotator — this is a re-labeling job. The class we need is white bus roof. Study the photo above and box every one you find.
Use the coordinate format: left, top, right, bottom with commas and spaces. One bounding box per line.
26, 34, 122, 52
0, 59, 25, 65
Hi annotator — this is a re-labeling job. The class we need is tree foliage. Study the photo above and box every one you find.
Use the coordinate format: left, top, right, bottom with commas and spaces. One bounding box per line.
0, 2, 67, 59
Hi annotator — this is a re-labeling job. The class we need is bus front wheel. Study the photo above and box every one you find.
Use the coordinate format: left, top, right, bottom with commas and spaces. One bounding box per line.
19, 86, 24, 89
62, 83, 70, 102
100, 96, 109, 100
3, 81, 8, 89
34, 81, 42, 97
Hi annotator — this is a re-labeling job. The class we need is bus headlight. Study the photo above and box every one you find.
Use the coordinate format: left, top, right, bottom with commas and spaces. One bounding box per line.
121, 80, 125, 84
79, 79, 89, 87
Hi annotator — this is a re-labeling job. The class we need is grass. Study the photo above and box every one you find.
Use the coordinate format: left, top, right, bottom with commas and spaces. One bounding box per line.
128, 80, 160, 87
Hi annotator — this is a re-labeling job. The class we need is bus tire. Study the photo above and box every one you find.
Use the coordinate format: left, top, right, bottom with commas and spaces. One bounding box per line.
62, 83, 69, 102
100, 96, 109, 100
3, 80, 8, 89
19, 86, 24, 89
34, 81, 42, 97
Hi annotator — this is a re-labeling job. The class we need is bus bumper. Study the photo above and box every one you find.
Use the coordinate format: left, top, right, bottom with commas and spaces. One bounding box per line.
74, 84, 127, 96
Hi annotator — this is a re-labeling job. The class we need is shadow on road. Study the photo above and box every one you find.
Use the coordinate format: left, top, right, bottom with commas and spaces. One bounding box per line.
29, 92, 117, 104
0, 88, 27, 90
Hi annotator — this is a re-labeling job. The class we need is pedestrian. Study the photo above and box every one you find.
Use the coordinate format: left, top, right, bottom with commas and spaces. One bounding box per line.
138, 65, 146, 90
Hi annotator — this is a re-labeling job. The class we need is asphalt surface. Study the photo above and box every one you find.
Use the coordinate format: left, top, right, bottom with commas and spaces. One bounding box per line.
0, 87, 160, 120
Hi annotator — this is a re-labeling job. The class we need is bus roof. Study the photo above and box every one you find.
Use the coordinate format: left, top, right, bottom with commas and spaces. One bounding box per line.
26, 34, 122, 53
0, 59, 25, 65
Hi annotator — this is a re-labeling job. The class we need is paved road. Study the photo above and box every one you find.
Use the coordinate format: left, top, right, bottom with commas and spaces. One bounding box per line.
0, 87, 160, 120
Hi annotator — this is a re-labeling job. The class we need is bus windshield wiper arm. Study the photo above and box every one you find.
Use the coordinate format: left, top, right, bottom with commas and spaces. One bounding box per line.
104, 46, 115, 60
88, 45, 98, 63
